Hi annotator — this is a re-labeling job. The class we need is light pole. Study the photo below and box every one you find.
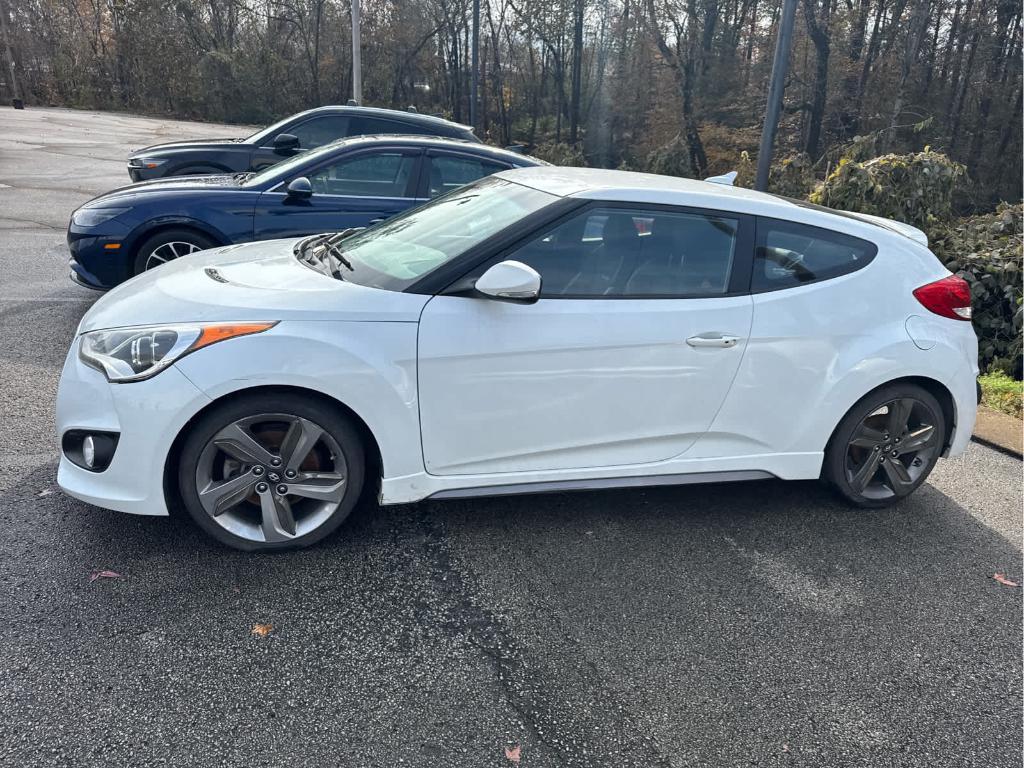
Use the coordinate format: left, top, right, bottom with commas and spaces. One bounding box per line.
351, 0, 362, 104
470, 0, 479, 128
755, 0, 798, 191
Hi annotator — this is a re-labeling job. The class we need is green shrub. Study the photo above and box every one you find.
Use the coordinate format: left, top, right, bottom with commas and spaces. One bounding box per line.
768, 153, 814, 198
643, 134, 693, 178
931, 203, 1023, 374
978, 371, 1023, 419
532, 141, 586, 166
809, 149, 965, 231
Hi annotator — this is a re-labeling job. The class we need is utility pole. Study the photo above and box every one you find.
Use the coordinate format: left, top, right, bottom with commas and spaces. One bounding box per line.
0, 0, 23, 108
470, 0, 479, 129
351, 0, 362, 104
755, 0, 798, 191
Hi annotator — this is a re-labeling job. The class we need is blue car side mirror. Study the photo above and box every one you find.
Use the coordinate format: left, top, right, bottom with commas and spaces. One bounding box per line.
286, 177, 313, 199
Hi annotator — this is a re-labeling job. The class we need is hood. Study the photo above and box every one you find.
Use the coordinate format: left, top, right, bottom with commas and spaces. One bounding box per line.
129, 138, 247, 157
843, 211, 929, 247
82, 174, 245, 205
78, 238, 430, 333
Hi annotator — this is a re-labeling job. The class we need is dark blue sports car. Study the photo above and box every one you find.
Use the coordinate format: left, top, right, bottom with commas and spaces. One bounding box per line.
68, 136, 544, 290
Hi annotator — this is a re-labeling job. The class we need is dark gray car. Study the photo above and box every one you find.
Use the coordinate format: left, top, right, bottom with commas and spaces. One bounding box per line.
126, 105, 478, 181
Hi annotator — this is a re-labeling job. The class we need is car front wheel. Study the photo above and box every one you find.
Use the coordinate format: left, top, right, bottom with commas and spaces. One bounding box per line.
133, 229, 215, 275
825, 383, 946, 508
177, 393, 365, 551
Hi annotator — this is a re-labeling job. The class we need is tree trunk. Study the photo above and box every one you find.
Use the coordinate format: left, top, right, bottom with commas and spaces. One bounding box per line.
569, 0, 584, 143
802, 0, 831, 158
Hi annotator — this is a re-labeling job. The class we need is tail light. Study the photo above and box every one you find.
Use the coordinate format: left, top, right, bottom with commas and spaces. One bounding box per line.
913, 275, 972, 320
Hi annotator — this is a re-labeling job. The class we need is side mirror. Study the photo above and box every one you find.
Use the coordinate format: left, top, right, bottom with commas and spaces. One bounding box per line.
286, 177, 313, 199
273, 133, 300, 155
474, 260, 541, 303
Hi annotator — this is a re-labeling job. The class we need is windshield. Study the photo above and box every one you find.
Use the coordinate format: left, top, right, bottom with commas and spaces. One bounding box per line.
295, 176, 558, 290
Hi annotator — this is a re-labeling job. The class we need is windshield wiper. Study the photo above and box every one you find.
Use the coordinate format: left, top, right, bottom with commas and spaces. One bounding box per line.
233, 171, 254, 183
294, 231, 359, 280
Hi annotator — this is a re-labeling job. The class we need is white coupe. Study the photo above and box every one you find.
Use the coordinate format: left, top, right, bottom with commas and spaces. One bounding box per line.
56, 168, 979, 550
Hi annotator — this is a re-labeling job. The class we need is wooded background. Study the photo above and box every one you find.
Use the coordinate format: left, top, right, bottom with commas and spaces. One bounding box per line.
2, 0, 1021, 208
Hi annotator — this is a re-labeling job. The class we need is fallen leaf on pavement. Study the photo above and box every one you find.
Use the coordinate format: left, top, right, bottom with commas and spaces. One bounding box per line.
992, 573, 1020, 587
89, 570, 122, 582
251, 623, 274, 637
504, 745, 521, 764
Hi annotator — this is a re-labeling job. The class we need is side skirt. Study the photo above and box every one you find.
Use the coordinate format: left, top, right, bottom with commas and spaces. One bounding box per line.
425, 470, 774, 501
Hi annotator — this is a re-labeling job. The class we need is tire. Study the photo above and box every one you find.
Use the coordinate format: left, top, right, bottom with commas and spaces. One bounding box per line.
825, 383, 946, 508
177, 392, 366, 552
133, 228, 216, 275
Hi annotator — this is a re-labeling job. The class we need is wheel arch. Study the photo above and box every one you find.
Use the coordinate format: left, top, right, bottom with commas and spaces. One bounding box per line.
162, 384, 383, 517
127, 218, 230, 257
168, 161, 234, 176
823, 375, 957, 457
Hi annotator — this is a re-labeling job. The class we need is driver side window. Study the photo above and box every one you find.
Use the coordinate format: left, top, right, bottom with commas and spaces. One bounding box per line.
504, 206, 740, 298
305, 152, 416, 197
287, 116, 350, 150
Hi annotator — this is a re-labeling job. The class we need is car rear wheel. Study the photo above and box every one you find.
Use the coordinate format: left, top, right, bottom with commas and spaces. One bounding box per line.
134, 229, 215, 275
825, 383, 945, 508
177, 393, 365, 551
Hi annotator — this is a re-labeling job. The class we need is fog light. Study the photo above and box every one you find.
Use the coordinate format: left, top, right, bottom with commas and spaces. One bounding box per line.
62, 430, 119, 472
82, 435, 96, 468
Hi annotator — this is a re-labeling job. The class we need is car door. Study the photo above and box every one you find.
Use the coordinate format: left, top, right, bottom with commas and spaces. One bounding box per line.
253, 148, 424, 240
417, 203, 756, 476
418, 150, 513, 199
251, 114, 351, 170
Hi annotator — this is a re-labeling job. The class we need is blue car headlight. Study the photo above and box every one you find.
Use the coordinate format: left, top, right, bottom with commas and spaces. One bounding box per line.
71, 207, 132, 228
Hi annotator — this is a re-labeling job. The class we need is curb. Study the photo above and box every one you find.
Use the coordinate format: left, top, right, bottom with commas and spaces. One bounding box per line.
971, 435, 1023, 460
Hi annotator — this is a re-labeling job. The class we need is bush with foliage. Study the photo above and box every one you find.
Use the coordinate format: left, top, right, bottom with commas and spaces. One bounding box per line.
978, 371, 1023, 419
768, 153, 814, 198
930, 203, 1023, 375
643, 134, 693, 179
532, 142, 587, 167
809, 149, 965, 231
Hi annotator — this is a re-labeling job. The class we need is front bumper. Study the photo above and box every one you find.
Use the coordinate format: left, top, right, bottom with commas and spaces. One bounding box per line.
56, 343, 212, 516
67, 230, 133, 290
127, 163, 166, 182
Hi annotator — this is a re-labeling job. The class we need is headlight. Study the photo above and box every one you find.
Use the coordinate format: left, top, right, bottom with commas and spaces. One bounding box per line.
129, 157, 168, 169
71, 207, 131, 227
79, 322, 276, 382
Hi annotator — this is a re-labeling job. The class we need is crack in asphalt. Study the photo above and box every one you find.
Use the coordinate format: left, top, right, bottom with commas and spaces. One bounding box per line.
415, 508, 676, 767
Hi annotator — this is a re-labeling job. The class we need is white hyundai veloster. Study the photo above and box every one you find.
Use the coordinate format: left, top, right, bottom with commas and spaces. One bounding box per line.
57, 168, 979, 551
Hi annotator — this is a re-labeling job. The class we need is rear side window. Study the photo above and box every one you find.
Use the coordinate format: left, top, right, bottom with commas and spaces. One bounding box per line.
351, 116, 433, 137
753, 219, 877, 292
426, 155, 509, 197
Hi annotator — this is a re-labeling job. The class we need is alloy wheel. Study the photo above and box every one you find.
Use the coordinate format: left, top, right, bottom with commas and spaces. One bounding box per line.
143, 240, 202, 270
194, 413, 348, 543
844, 397, 940, 500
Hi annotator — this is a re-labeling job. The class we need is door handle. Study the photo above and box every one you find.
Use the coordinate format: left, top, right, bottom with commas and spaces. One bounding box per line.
686, 334, 741, 348
369, 217, 386, 225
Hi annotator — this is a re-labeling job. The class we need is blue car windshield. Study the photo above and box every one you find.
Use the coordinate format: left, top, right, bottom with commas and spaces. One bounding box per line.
297, 177, 557, 291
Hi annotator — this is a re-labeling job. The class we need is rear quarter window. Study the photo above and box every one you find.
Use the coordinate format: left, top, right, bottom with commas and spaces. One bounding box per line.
753, 218, 877, 292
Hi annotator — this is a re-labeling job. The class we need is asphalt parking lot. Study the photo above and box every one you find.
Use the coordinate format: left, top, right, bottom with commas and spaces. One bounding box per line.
0, 107, 1021, 767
